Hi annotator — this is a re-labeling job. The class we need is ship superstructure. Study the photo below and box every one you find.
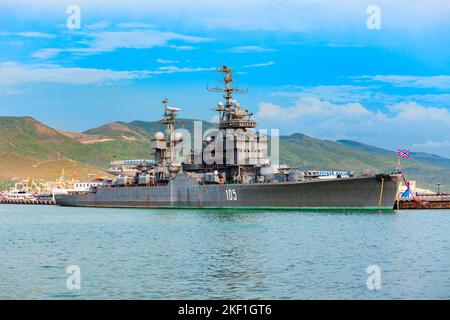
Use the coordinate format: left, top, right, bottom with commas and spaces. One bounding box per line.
183, 65, 272, 184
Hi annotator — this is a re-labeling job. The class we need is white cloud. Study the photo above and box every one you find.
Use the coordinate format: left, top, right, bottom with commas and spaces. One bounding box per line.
223, 46, 275, 53
271, 84, 450, 110
258, 97, 370, 123
0, 62, 150, 85
150, 66, 215, 74
244, 61, 275, 68
156, 58, 179, 64
271, 85, 379, 103
117, 22, 155, 29
31, 48, 62, 59
0, 31, 55, 39
355, 75, 450, 90
3, 0, 450, 35
17, 31, 55, 38
256, 96, 450, 157
168, 45, 196, 51
0, 62, 216, 86
86, 21, 110, 30
72, 30, 210, 55
34, 29, 210, 59
0, 86, 24, 96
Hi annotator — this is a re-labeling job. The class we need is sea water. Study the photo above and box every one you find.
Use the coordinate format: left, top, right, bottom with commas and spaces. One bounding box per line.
0, 205, 449, 299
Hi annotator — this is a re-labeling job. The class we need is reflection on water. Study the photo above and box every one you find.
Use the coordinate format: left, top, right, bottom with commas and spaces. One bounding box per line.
0, 205, 449, 299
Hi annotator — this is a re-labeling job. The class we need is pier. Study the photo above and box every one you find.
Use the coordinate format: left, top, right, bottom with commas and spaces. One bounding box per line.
396, 195, 450, 210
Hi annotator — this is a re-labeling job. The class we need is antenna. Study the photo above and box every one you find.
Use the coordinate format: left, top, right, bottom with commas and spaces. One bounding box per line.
207, 65, 248, 107
161, 98, 180, 125
160, 98, 181, 163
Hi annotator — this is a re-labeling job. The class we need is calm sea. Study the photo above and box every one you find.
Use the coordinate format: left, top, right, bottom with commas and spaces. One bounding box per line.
0, 205, 449, 299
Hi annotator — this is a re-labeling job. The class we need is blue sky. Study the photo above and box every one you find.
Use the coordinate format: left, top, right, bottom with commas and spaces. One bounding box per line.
1, 0, 450, 157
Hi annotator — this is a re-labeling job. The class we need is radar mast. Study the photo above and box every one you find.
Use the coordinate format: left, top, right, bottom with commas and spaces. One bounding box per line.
160, 98, 180, 163
207, 65, 255, 130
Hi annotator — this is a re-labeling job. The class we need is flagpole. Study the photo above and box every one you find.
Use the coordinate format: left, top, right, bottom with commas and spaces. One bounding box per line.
397, 149, 418, 204
396, 151, 400, 208
396, 150, 401, 173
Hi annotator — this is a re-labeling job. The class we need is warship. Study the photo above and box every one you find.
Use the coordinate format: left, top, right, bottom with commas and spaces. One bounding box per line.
56, 66, 400, 210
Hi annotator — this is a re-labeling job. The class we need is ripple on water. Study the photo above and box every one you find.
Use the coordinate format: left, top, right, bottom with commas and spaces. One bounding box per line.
0, 205, 449, 299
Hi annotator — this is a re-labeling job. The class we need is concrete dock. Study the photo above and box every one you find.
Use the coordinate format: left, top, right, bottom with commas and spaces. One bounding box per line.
0, 199, 56, 205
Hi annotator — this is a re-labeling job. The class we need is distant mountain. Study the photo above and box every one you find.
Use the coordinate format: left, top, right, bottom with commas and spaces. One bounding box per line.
338, 139, 450, 168
339, 138, 450, 161
0, 116, 449, 191
335, 139, 450, 190
81, 118, 218, 161
83, 121, 147, 140
277, 135, 449, 190
0, 116, 109, 181
280, 134, 394, 170
83, 118, 217, 138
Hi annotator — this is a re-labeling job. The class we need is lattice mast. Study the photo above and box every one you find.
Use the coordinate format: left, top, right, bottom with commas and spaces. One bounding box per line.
161, 98, 180, 163
207, 65, 255, 130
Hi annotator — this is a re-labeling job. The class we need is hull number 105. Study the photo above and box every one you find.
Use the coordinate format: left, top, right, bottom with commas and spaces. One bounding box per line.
225, 189, 237, 201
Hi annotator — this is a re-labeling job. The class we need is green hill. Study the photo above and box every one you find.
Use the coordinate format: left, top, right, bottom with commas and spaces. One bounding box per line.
128, 118, 217, 136
280, 133, 394, 170
335, 139, 450, 191
338, 139, 450, 168
0, 153, 106, 182
278, 135, 449, 190
1, 116, 449, 192
0, 116, 110, 182
82, 118, 218, 161
83, 121, 147, 139
0, 116, 110, 166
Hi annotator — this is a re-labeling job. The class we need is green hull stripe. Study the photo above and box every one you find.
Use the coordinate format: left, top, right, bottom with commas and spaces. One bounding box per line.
151, 206, 394, 211
62, 204, 394, 210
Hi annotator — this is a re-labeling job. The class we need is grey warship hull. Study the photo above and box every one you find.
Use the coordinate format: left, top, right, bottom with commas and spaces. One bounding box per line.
55, 173, 400, 210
